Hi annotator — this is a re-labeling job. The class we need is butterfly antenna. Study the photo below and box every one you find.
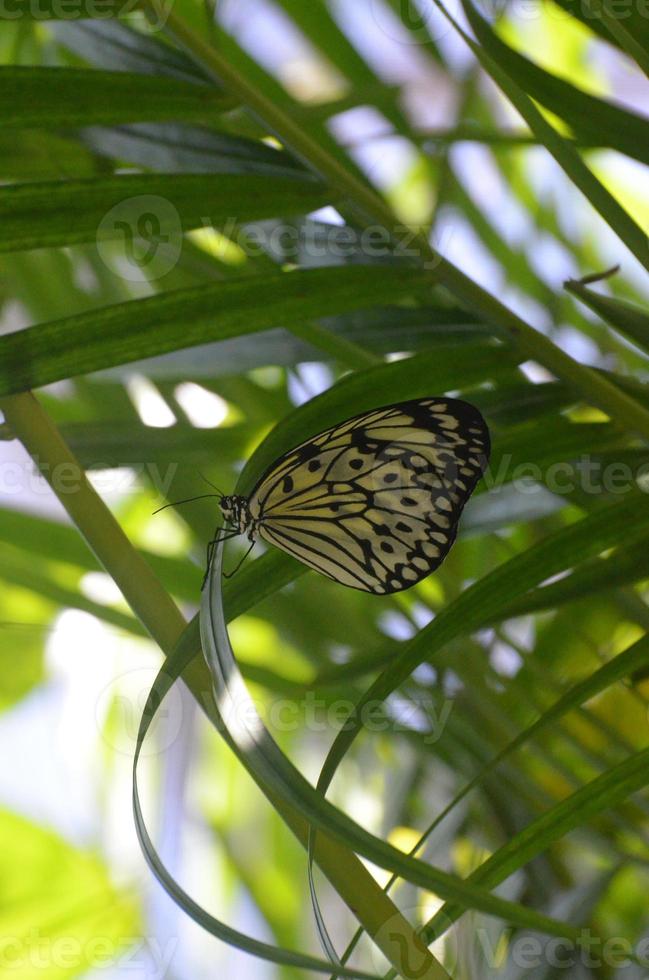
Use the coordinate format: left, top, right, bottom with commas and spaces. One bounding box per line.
198, 472, 226, 497
152, 492, 222, 516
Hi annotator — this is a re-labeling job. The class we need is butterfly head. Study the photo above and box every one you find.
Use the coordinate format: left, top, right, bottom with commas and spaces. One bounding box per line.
219, 494, 252, 535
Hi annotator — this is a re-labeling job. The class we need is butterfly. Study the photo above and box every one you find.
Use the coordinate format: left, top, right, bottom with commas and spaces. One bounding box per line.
211, 397, 490, 594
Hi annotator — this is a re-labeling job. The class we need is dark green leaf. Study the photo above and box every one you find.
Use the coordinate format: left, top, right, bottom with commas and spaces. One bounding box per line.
0, 265, 430, 393
0, 67, 230, 129
0, 172, 330, 253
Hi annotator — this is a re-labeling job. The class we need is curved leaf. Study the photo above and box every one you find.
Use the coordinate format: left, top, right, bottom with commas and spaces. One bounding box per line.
196, 545, 583, 940
314, 491, 649, 816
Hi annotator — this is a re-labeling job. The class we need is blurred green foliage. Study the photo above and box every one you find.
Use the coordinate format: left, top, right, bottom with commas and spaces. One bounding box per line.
0, 0, 648, 977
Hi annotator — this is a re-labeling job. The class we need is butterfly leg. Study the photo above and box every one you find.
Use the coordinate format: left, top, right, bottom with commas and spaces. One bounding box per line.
202, 538, 216, 590
202, 526, 239, 590
222, 539, 255, 579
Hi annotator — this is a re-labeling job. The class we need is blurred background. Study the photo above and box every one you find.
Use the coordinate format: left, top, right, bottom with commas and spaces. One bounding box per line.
1, 0, 649, 977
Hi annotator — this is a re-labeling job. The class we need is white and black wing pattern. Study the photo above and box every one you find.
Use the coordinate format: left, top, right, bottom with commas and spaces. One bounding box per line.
247, 398, 490, 594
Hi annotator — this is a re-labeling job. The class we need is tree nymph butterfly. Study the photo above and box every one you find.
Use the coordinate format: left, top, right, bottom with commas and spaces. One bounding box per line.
213, 397, 490, 594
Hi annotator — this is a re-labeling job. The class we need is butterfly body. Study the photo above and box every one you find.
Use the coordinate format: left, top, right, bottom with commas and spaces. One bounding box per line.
217, 397, 490, 594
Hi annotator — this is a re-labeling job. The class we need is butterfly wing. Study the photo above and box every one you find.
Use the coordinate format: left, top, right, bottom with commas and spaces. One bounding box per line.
248, 398, 490, 594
